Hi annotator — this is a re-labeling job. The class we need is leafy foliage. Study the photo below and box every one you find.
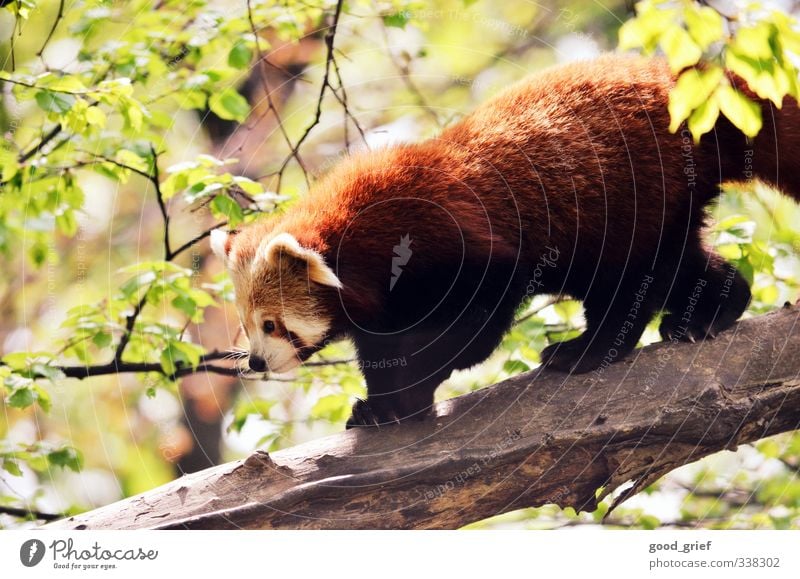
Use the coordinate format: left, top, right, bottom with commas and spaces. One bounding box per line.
620, 0, 800, 140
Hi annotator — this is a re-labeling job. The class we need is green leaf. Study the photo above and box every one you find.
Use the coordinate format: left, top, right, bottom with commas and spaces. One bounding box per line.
55, 210, 78, 237
85, 105, 107, 128
503, 360, 530, 375
172, 295, 197, 318
173, 341, 203, 368
2, 352, 34, 370
553, 300, 581, 322
639, 514, 661, 530
228, 40, 253, 69
716, 84, 762, 137
210, 194, 244, 226
757, 284, 779, 305
120, 99, 145, 133
230, 398, 276, 432
0, 148, 19, 182
208, 88, 250, 122
2, 460, 22, 477
383, 12, 410, 29
92, 332, 112, 348
736, 257, 755, 285
47, 447, 83, 472
310, 393, 351, 422
160, 345, 178, 375
160, 341, 203, 375
32, 385, 52, 413
116, 149, 150, 173
715, 214, 752, 232
725, 47, 790, 107
35, 90, 76, 114
7, 387, 35, 408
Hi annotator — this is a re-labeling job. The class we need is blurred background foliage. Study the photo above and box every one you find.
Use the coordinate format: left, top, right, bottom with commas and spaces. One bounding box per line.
0, 0, 799, 529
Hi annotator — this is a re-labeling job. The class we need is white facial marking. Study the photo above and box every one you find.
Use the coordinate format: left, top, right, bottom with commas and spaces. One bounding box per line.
284, 313, 330, 347
262, 336, 300, 374
210, 229, 229, 261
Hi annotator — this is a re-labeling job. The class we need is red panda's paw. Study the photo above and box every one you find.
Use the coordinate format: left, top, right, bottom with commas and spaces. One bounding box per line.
345, 399, 402, 429
540, 335, 617, 374
658, 312, 734, 343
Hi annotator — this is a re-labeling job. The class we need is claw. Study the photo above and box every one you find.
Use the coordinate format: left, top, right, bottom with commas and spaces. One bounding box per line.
346, 398, 402, 428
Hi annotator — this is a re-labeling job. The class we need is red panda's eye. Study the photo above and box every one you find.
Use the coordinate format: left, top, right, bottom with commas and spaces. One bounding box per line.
262, 320, 275, 334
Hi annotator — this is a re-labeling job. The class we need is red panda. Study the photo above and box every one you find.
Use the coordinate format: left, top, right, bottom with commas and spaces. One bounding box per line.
211, 54, 800, 428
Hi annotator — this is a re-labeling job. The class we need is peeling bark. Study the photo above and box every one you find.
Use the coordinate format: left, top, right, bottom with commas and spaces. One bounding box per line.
47, 305, 800, 530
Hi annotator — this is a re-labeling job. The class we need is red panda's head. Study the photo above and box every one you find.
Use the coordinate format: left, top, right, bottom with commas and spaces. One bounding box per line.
210, 228, 342, 374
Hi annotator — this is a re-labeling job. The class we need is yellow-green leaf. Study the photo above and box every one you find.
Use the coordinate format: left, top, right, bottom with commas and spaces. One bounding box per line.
668, 65, 724, 132
716, 84, 762, 137
659, 24, 702, 73
685, 5, 724, 50
619, 4, 677, 52
734, 22, 775, 60
85, 105, 106, 128
687, 97, 720, 142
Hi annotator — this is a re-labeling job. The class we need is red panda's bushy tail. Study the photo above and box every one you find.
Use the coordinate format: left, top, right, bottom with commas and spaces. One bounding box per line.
748, 95, 800, 203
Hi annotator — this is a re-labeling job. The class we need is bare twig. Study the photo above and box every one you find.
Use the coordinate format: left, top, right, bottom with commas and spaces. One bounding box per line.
243, 0, 310, 183
37, 0, 66, 60
113, 295, 147, 364
514, 297, 561, 326
17, 123, 63, 164
150, 145, 172, 259
379, 23, 442, 126
272, 0, 345, 191
170, 221, 229, 260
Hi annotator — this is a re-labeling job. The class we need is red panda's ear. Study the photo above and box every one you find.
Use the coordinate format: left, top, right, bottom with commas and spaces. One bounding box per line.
210, 229, 235, 265
259, 233, 343, 289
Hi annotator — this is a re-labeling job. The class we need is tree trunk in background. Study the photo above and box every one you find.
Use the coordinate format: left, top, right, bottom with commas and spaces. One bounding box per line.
174, 34, 323, 475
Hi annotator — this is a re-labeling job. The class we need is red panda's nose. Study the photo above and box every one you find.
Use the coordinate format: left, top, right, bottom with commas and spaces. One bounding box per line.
248, 355, 268, 372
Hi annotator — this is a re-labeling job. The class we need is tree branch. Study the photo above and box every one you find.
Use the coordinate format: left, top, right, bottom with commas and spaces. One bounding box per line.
0, 505, 63, 521
149, 145, 172, 260
17, 123, 63, 164
168, 221, 228, 260
46, 305, 800, 530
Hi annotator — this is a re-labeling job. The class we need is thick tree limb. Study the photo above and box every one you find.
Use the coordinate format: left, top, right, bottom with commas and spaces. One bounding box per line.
48, 305, 800, 530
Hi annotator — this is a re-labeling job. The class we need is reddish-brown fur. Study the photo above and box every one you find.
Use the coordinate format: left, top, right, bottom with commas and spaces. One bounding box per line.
225, 54, 800, 427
